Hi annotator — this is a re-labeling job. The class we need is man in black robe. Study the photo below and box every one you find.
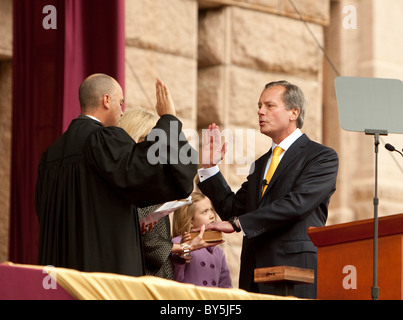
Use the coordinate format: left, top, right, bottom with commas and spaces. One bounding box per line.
35, 74, 198, 276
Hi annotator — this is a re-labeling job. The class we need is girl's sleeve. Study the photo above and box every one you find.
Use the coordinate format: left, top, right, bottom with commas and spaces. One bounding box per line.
218, 248, 233, 288
171, 236, 186, 283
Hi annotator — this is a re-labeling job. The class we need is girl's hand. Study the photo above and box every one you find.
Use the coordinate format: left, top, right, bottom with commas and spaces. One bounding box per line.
189, 225, 224, 251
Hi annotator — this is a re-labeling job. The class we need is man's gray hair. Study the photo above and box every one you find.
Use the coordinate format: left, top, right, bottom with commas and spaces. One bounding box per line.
264, 80, 306, 129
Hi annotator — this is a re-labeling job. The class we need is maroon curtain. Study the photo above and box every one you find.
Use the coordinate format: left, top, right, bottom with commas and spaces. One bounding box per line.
63, 0, 125, 130
9, 0, 125, 264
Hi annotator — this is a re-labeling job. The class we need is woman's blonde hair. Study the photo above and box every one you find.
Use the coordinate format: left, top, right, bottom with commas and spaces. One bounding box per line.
120, 107, 158, 142
172, 192, 216, 238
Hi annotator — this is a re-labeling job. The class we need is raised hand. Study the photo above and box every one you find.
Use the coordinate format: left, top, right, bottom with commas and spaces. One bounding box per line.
201, 123, 226, 168
155, 78, 176, 116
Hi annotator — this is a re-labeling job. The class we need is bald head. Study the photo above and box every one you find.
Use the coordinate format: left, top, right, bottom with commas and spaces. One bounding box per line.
79, 73, 120, 111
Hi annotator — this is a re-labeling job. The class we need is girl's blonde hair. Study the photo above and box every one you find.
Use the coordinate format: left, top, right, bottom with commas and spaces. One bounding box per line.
172, 192, 216, 238
120, 107, 158, 142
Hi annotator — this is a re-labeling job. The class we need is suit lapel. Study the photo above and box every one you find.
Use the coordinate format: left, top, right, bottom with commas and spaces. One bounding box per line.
254, 149, 272, 205
260, 134, 310, 200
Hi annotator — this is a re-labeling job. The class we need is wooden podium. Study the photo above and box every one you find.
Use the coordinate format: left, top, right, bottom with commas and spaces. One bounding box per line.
308, 214, 403, 300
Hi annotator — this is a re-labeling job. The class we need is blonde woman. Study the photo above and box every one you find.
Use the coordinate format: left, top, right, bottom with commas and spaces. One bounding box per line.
120, 107, 158, 143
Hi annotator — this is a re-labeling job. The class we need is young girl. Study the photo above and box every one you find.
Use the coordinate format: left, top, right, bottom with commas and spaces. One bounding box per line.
172, 192, 232, 288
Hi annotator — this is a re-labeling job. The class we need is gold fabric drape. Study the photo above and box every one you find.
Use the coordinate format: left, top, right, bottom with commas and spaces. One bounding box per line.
4, 262, 296, 300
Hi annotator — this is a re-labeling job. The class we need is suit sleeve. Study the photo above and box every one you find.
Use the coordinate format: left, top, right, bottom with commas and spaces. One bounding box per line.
85, 115, 198, 208
198, 171, 249, 221
199, 146, 339, 240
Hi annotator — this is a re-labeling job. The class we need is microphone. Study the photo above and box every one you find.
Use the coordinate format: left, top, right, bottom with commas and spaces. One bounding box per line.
261, 179, 268, 195
385, 143, 403, 157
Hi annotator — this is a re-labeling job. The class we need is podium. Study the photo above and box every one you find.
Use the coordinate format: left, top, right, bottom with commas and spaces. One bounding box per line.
308, 214, 403, 300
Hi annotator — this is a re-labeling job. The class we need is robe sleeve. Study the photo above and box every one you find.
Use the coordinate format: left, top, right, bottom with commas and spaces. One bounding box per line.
85, 115, 198, 208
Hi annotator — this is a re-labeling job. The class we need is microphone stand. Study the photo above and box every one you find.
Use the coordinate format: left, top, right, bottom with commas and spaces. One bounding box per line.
365, 129, 388, 300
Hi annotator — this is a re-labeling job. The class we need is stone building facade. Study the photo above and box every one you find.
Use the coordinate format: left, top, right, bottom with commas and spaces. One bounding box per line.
1, 0, 403, 289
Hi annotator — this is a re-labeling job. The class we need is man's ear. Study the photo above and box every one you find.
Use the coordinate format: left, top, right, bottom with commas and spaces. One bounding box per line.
290, 108, 300, 121
102, 94, 111, 109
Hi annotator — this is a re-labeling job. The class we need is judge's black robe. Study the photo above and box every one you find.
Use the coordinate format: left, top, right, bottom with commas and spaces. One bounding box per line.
35, 114, 197, 276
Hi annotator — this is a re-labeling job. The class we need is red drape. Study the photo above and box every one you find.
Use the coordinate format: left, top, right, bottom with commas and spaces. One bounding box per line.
63, 0, 125, 130
9, 0, 125, 264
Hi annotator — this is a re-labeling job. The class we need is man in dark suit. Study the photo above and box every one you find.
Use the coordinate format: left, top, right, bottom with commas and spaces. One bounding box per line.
198, 80, 339, 299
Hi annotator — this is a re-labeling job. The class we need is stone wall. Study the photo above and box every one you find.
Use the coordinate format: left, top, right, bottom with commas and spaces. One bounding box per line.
125, 0, 198, 131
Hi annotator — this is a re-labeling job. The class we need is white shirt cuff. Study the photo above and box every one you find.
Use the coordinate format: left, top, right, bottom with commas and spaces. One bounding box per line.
198, 165, 220, 182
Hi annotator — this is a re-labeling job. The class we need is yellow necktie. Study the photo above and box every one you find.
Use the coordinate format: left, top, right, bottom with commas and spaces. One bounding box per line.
262, 146, 284, 196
